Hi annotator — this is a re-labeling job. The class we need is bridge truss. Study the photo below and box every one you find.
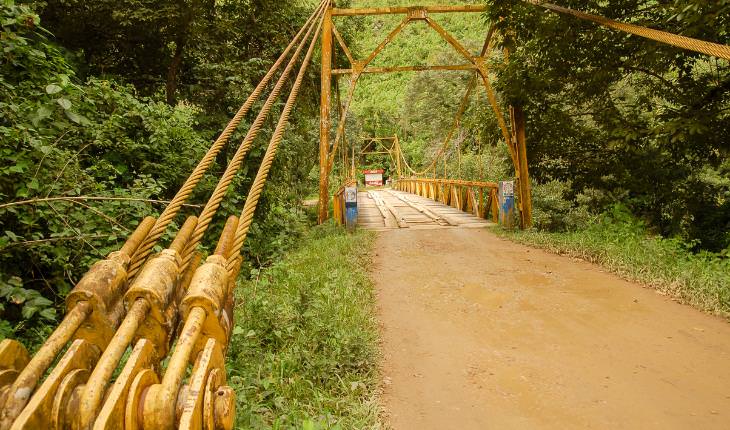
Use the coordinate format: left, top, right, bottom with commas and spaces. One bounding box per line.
0, 1, 728, 429
316, 4, 534, 229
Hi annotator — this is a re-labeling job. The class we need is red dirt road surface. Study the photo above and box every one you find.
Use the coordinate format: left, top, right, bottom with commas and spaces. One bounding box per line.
372, 228, 730, 429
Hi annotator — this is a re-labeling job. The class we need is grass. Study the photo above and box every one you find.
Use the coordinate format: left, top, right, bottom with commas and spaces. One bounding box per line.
226, 224, 381, 429
495, 212, 730, 319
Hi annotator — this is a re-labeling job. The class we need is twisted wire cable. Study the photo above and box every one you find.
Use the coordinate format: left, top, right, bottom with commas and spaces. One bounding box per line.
126, 1, 328, 278
526, 1, 730, 60
226, 2, 328, 273
179, 0, 328, 270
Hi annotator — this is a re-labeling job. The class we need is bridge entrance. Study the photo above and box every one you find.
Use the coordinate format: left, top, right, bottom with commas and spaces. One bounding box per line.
316, 4, 534, 229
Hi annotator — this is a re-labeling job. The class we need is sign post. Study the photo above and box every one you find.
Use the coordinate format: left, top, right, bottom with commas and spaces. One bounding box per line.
344, 185, 358, 231
499, 180, 515, 229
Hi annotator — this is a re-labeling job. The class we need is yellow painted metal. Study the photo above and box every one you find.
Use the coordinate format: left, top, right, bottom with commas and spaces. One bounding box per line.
318, 6, 333, 224
75, 216, 197, 430
333, 187, 345, 225
136, 216, 239, 430
0, 217, 155, 430
425, 17, 516, 166
76, 299, 150, 430
0, 340, 29, 375
177, 339, 226, 430
358, 136, 403, 179
125, 369, 158, 430
331, 5, 487, 16
213, 385, 235, 430
94, 338, 156, 430
511, 106, 533, 229
51, 367, 87, 429
11, 339, 99, 430
320, 8, 531, 228
0, 340, 29, 409
396, 178, 500, 222
0, 2, 548, 428
3, 3, 329, 429
331, 22, 354, 64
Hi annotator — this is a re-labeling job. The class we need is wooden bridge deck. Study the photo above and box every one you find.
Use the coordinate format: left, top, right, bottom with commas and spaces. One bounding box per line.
357, 188, 495, 231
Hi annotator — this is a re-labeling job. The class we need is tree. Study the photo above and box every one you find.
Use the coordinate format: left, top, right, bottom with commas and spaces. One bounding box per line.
484, 0, 729, 250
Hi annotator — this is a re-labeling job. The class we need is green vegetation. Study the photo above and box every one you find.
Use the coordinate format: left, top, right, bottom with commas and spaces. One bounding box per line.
496, 205, 730, 318
345, 0, 485, 124
480, 0, 729, 318
1, 0, 728, 424
1, 0, 318, 345
341, 0, 728, 317
341, 0, 728, 250
485, 0, 729, 252
333, 0, 504, 184
227, 225, 380, 429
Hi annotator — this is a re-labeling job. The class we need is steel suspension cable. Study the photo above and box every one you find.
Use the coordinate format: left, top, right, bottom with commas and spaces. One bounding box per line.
405, 80, 477, 177
525, 1, 730, 61
226, 2, 328, 272
126, 1, 327, 278
179, 1, 327, 269
399, 25, 511, 178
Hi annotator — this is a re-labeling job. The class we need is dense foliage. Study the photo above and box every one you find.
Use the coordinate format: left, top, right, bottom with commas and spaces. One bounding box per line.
1, 0, 320, 344
485, 0, 729, 251
331, 0, 512, 187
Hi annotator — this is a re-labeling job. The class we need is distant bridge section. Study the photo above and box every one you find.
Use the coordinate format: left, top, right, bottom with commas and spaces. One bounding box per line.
359, 185, 496, 231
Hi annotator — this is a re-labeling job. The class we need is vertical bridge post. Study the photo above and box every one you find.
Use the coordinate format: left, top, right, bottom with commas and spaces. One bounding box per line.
511, 106, 532, 229
318, 6, 333, 224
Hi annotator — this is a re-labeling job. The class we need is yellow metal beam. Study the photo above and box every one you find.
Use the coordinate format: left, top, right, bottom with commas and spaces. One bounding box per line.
332, 64, 477, 75
332, 5, 488, 16
318, 7, 334, 224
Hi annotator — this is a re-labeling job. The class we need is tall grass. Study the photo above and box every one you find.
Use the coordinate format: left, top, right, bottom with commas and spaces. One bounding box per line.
497, 207, 730, 318
226, 224, 381, 429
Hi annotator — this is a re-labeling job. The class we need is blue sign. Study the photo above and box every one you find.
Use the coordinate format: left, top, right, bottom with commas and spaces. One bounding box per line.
344, 186, 358, 231
499, 181, 515, 229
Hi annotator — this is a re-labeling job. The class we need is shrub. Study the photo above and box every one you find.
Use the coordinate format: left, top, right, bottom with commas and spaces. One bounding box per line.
531, 180, 593, 232
0, 1, 208, 344
227, 225, 380, 429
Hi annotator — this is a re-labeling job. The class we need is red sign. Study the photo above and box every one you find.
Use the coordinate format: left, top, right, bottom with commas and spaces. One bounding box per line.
363, 169, 384, 186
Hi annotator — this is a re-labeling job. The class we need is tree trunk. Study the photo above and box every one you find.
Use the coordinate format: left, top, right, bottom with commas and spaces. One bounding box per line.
166, 0, 198, 106
166, 39, 185, 106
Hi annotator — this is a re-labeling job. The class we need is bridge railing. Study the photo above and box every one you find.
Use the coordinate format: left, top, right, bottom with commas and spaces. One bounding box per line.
395, 178, 499, 223
333, 184, 347, 225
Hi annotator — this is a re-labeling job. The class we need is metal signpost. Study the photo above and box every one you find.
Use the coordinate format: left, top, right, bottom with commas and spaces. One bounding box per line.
344, 185, 358, 231
499, 180, 515, 229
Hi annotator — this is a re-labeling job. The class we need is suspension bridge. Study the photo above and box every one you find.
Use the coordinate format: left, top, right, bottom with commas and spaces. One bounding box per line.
1, 2, 729, 429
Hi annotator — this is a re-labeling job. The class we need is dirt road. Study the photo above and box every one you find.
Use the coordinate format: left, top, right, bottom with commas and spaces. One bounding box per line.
372, 228, 730, 429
